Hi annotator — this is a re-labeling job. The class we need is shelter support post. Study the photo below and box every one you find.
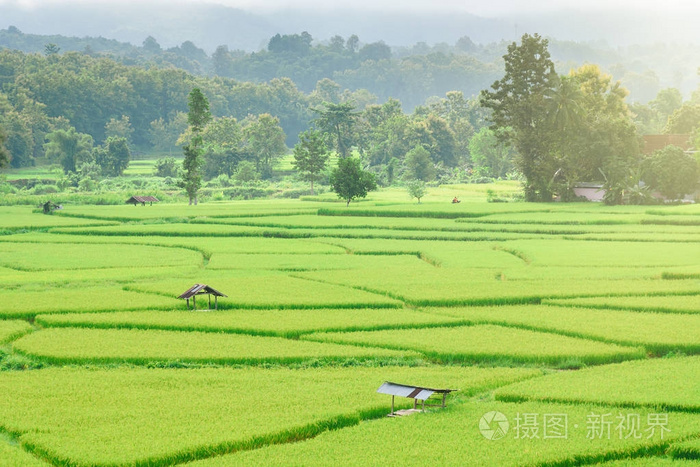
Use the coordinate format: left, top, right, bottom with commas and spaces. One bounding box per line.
391, 395, 394, 416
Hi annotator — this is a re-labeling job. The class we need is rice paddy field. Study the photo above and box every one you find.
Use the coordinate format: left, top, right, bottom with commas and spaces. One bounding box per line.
0, 184, 698, 465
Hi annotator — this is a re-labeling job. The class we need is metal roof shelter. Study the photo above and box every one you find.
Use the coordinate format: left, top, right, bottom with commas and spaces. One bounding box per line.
126, 196, 159, 206
178, 284, 227, 310
377, 381, 457, 416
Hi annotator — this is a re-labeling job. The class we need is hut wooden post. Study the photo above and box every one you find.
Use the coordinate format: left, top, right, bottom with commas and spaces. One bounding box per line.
215, 296, 218, 310
391, 395, 394, 416
186, 298, 190, 309
208, 294, 211, 310
193, 295, 196, 310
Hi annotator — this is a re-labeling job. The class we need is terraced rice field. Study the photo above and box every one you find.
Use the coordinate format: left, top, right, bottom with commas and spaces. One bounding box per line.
0, 189, 698, 465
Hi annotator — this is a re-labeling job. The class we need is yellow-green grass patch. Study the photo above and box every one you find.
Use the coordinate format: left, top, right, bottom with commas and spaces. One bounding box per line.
0, 320, 33, 344
52, 200, 326, 221
12, 327, 420, 365
207, 253, 429, 271
422, 305, 700, 354
495, 356, 700, 412
0, 206, 118, 230
35, 308, 461, 338
669, 438, 700, 460
0, 242, 202, 271
0, 442, 48, 466
126, 272, 402, 309
0, 265, 201, 287
595, 458, 699, 466
544, 295, 700, 314
302, 324, 644, 366
0, 287, 177, 319
186, 400, 700, 467
296, 266, 700, 306
0, 366, 537, 465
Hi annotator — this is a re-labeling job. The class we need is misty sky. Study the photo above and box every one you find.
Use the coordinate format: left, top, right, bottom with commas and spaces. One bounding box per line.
4, 0, 700, 16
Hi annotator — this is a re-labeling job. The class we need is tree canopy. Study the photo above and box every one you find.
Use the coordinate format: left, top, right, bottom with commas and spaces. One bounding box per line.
329, 157, 377, 206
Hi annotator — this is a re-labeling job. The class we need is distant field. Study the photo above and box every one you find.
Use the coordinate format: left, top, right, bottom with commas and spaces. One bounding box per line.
0, 190, 698, 465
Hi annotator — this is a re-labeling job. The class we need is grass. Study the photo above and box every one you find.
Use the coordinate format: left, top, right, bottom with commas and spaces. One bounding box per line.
669, 438, 700, 460
0, 320, 33, 344
0, 286, 178, 319
12, 327, 421, 365
124, 271, 403, 309
187, 400, 700, 467
35, 308, 461, 338
0, 366, 537, 466
545, 295, 700, 314
302, 324, 645, 366
495, 356, 700, 412
422, 304, 700, 355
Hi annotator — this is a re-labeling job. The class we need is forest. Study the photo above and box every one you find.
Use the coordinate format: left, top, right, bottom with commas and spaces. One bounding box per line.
0, 29, 699, 204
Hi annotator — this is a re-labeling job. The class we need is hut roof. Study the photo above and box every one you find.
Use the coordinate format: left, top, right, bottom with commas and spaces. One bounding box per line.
178, 284, 227, 300
126, 196, 159, 204
377, 381, 456, 401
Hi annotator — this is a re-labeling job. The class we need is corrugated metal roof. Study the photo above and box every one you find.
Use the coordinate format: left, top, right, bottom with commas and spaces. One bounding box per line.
377, 382, 455, 401
178, 284, 228, 299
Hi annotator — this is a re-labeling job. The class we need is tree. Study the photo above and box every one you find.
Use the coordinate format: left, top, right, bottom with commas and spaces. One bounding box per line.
664, 104, 700, 134
403, 145, 435, 181
104, 115, 134, 147
44, 127, 94, 173
406, 179, 427, 204
242, 114, 287, 178
94, 136, 130, 177
44, 43, 60, 56
313, 102, 359, 158
154, 157, 178, 178
643, 145, 698, 200
480, 33, 558, 201
182, 88, 211, 205
292, 129, 329, 195
0, 124, 10, 168
329, 157, 377, 206
468, 127, 515, 179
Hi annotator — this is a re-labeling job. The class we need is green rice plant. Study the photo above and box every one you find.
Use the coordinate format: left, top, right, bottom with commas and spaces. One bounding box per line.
495, 356, 700, 412
457, 211, 648, 225
0, 366, 537, 465
207, 253, 428, 271
493, 239, 700, 268
52, 200, 325, 222
296, 266, 700, 306
35, 308, 461, 338
188, 400, 700, 467
0, 265, 202, 287
125, 271, 402, 309
0, 286, 177, 319
422, 305, 700, 355
0, 206, 117, 229
565, 233, 700, 243
0, 320, 32, 344
595, 457, 699, 466
544, 295, 700, 315
0, 441, 47, 466
12, 327, 421, 365
302, 324, 644, 366
669, 438, 700, 460
0, 241, 202, 271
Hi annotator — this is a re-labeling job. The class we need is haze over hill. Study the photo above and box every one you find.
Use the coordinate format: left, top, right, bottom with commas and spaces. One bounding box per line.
0, 1, 699, 52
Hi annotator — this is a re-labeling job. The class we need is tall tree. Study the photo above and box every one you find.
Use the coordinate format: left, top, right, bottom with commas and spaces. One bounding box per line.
480, 33, 558, 201
242, 114, 287, 178
292, 129, 329, 195
94, 136, 130, 177
0, 124, 10, 168
329, 157, 377, 207
313, 102, 359, 158
403, 145, 435, 182
643, 145, 698, 200
182, 88, 211, 205
44, 127, 94, 173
